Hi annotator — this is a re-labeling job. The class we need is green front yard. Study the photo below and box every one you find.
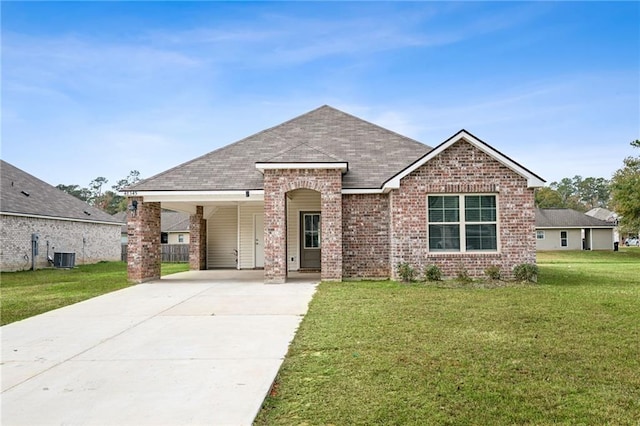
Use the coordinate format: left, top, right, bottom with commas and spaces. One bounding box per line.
1, 250, 638, 424
0, 262, 189, 325
256, 248, 640, 425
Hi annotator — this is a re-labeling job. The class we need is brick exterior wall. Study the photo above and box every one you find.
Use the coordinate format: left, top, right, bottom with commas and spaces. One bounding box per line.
127, 197, 161, 283
189, 206, 206, 270
0, 214, 121, 272
263, 168, 343, 283
342, 194, 390, 278
389, 140, 536, 279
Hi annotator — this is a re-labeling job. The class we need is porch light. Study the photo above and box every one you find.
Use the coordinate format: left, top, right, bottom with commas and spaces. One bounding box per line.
245, 191, 250, 197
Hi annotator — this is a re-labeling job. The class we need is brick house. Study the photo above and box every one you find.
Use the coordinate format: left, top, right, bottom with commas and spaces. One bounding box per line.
125, 106, 545, 283
1, 160, 122, 271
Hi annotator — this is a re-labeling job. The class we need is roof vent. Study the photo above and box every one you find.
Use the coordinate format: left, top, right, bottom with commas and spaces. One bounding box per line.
21, 190, 30, 197
83, 210, 91, 216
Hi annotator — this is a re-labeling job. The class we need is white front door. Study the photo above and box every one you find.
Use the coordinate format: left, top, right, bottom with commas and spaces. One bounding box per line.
254, 214, 264, 268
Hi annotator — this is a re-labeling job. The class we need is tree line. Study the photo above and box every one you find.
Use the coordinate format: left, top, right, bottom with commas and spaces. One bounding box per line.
56, 170, 141, 215
535, 140, 639, 234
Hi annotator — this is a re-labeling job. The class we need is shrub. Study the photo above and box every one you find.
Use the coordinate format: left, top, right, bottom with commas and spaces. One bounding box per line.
456, 264, 472, 283
423, 264, 442, 281
397, 262, 417, 283
513, 263, 539, 283
484, 265, 501, 281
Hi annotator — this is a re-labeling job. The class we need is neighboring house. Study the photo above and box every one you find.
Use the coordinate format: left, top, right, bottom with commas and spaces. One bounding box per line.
161, 211, 190, 244
1, 160, 122, 271
585, 207, 620, 243
536, 208, 615, 251
124, 105, 545, 283
115, 210, 190, 244
113, 211, 128, 244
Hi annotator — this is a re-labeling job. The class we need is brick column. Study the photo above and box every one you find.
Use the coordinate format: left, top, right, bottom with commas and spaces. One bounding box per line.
321, 171, 343, 281
189, 206, 207, 270
127, 196, 161, 283
264, 171, 287, 284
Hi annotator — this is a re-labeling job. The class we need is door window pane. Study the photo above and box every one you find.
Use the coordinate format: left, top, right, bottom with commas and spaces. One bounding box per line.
304, 214, 320, 249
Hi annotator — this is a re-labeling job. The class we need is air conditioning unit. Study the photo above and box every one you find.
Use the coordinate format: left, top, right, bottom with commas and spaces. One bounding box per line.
53, 252, 76, 268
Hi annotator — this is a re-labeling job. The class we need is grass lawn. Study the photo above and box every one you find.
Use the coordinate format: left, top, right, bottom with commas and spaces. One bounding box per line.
0, 261, 189, 325
256, 248, 640, 425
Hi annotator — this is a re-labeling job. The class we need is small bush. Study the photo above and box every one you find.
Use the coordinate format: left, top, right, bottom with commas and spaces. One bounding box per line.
456, 264, 472, 283
484, 265, 501, 281
513, 263, 538, 283
397, 262, 417, 282
423, 264, 442, 281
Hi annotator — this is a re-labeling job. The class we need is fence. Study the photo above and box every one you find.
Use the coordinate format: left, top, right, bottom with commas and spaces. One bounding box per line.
121, 244, 189, 263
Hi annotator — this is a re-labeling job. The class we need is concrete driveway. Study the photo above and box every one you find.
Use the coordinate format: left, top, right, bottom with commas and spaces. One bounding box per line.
1, 270, 318, 426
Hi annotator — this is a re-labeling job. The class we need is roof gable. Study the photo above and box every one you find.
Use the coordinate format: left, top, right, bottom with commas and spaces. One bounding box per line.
1, 160, 120, 224
383, 130, 545, 190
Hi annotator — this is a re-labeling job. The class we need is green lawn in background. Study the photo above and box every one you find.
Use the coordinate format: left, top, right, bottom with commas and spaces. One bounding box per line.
255, 248, 640, 425
0, 261, 189, 325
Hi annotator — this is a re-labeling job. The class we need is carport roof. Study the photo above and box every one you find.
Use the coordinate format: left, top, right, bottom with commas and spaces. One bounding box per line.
128, 105, 432, 191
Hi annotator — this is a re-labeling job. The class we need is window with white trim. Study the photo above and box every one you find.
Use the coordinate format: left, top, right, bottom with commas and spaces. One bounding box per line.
537, 230, 545, 240
428, 195, 498, 252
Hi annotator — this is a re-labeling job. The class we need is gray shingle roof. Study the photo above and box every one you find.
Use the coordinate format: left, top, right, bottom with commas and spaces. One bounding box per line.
112, 210, 190, 234
161, 211, 190, 232
536, 208, 615, 228
1, 160, 121, 224
130, 105, 432, 191
585, 207, 618, 223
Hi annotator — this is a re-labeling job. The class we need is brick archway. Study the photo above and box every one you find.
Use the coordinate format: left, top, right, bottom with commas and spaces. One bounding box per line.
263, 169, 343, 283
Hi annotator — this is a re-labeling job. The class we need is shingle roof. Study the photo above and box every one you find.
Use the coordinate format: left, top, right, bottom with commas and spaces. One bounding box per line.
585, 207, 618, 223
130, 105, 432, 191
1, 160, 120, 224
161, 211, 190, 232
536, 208, 615, 228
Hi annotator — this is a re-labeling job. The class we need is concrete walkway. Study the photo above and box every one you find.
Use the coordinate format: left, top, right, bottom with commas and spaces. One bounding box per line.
1, 270, 318, 426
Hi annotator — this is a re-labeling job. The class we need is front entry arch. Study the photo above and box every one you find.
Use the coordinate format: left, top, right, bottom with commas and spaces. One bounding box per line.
262, 167, 343, 283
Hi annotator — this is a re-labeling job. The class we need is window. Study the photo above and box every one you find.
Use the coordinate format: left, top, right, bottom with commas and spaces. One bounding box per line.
537, 230, 545, 240
161, 232, 168, 244
178, 234, 184, 243
428, 195, 497, 252
303, 213, 320, 249
560, 231, 568, 247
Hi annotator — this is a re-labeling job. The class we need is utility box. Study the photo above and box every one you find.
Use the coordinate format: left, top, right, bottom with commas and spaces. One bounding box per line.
53, 252, 76, 268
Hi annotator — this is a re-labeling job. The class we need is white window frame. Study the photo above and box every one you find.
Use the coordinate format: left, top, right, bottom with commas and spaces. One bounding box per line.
560, 230, 568, 247
537, 230, 545, 240
427, 194, 499, 253
303, 213, 321, 250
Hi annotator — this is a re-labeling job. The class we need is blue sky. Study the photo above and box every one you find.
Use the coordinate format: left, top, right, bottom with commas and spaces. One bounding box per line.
2, 1, 639, 189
